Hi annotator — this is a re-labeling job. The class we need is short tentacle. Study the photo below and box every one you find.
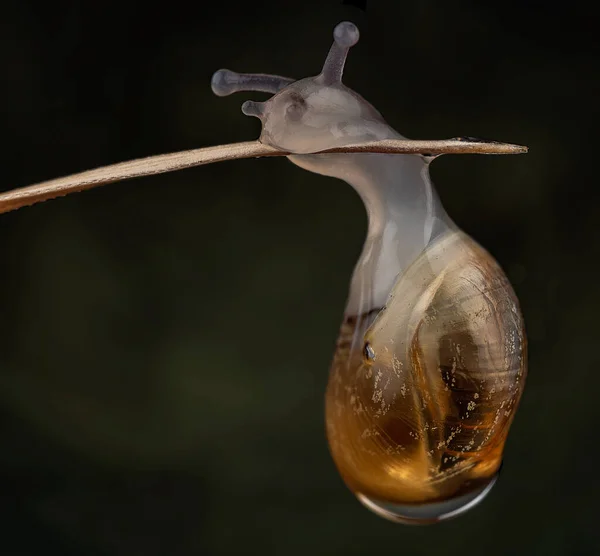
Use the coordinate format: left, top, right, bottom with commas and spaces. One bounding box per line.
241, 100, 266, 118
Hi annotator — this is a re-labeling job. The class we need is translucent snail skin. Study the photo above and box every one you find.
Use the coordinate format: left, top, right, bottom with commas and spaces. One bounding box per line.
0, 22, 527, 525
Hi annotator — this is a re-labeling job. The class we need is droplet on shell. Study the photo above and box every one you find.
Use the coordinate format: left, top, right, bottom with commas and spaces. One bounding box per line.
357, 473, 498, 524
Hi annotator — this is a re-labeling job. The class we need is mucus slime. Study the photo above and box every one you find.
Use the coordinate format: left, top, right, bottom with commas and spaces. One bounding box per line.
0, 22, 527, 525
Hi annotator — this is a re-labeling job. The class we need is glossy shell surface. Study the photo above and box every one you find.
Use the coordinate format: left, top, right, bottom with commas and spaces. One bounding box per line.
326, 230, 527, 523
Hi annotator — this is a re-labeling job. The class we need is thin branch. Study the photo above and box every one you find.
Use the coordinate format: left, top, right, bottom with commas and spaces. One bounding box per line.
0, 141, 273, 215
0, 137, 527, 215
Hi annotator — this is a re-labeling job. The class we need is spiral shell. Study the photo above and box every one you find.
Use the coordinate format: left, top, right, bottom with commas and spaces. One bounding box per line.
326, 230, 527, 524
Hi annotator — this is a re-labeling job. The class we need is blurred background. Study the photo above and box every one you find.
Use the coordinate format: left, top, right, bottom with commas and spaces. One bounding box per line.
0, 0, 598, 554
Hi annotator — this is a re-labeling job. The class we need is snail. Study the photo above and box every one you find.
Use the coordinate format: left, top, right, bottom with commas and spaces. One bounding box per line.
1, 21, 527, 525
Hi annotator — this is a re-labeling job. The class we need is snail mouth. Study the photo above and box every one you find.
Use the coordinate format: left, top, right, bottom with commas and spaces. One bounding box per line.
354, 472, 499, 525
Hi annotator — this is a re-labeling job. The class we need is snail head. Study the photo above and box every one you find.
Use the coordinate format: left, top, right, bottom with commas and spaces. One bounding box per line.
211, 22, 397, 154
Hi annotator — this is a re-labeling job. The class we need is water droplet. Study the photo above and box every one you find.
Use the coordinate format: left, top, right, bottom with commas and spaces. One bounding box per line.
355, 474, 498, 525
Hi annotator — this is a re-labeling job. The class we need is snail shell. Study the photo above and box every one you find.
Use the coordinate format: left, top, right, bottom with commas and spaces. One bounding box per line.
326, 230, 526, 524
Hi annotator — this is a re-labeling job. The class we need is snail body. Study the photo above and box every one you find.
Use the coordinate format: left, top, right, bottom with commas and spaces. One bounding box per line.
211, 21, 527, 523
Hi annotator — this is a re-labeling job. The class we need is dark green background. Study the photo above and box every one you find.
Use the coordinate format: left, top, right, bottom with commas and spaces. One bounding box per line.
1, 1, 598, 554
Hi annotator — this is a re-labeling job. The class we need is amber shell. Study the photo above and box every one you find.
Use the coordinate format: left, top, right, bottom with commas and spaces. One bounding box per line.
325, 230, 527, 523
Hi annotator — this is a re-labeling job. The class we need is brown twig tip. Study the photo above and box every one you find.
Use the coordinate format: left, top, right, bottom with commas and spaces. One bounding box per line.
453, 136, 529, 154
